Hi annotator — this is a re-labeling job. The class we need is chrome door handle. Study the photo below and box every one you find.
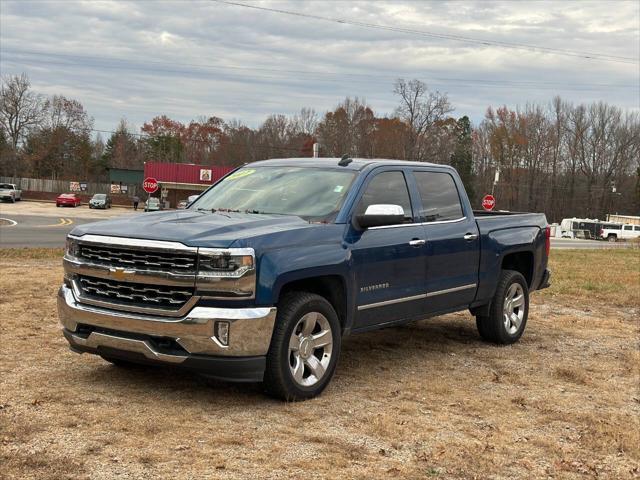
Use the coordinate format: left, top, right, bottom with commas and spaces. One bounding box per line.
463, 233, 478, 241
409, 239, 426, 246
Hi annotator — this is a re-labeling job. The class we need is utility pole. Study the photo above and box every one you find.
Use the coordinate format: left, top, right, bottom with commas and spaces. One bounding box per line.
491, 167, 500, 196
313, 142, 319, 158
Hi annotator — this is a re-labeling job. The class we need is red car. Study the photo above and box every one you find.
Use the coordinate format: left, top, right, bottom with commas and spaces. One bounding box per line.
56, 193, 81, 207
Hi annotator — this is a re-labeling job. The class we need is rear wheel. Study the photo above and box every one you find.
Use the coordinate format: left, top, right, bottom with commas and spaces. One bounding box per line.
476, 270, 529, 344
264, 292, 341, 401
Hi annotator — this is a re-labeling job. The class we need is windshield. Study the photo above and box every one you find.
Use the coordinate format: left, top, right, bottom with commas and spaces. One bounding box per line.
0, 184, 14, 189
147, 198, 159, 204
193, 166, 356, 220
61, 194, 75, 198
92, 194, 106, 200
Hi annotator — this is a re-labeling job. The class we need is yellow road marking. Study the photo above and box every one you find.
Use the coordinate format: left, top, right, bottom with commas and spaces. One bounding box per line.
41, 218, 74, 227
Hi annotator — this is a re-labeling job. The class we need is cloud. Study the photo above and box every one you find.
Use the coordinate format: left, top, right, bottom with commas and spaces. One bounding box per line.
1, 0, 638, 133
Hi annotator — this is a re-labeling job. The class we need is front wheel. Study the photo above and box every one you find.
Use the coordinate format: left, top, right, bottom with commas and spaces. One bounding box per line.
608, 235, 617, 243
264, 292, 341, 401
476, 270, 529, 344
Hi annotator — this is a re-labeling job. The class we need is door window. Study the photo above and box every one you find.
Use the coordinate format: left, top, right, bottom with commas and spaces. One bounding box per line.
624, 225, 633, 231
356, 171, 413, 222
414, 171, 463, 222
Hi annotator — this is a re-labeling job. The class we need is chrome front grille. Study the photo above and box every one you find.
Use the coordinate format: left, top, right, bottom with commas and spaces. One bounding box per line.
77, 275, 193, 310
78, 244, 197, 273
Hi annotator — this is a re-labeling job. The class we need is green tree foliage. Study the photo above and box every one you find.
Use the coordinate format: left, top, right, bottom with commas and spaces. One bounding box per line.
450, 116, 474, 200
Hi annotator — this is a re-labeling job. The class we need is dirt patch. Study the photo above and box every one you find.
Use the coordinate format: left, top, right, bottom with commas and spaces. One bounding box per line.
1, 250, 639, 479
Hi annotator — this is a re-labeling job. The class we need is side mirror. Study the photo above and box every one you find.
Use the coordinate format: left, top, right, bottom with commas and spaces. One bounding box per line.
356, 204, 405, 229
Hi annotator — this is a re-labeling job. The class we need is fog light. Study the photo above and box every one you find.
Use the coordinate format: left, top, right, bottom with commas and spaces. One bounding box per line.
215, 321, 230, 346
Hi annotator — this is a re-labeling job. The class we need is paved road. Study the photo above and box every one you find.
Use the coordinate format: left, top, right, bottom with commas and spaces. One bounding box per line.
0, 213, 107, 247
550, 238, 634, 250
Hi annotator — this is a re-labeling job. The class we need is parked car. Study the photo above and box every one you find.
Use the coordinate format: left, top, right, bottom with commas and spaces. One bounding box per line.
89, 193, 112, 209
56, 193, 81, 208
59, 158, 551, 401
0, 183, 22, 202
177, 199, 189, 209
144, 197, 162, 212
187, 194, 200, 204
600, 224, 640, 242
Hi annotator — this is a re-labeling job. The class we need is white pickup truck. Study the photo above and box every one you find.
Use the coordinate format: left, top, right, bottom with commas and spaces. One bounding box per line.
0, 183, 22, 203
600, 224, 640, 242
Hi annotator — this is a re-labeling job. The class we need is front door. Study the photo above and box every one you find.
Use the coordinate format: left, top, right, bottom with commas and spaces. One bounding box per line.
347, 169, 428, 330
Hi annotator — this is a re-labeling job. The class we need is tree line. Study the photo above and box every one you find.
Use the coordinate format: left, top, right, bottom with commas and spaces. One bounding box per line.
1, 73, 638, 221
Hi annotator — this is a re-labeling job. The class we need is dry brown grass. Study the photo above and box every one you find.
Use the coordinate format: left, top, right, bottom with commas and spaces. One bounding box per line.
1, 249, 639, 479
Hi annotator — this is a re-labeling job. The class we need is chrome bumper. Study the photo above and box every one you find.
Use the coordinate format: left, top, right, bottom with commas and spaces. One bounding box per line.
58, 285, 277, 361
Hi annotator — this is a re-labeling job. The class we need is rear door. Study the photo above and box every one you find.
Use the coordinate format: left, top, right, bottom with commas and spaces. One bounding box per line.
411, 169, 480, 314
348, 168, 428, 330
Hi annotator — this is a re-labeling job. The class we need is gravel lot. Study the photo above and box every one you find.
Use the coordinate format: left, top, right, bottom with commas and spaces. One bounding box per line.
0, 249, 638, 479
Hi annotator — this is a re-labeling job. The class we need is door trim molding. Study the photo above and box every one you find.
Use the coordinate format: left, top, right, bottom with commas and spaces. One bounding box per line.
357, 293, 427, 311
357, 283, 478, 311
425, 283, 477, 297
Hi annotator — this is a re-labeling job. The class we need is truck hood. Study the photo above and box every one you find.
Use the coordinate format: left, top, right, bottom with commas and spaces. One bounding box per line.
70, 210, 314, 248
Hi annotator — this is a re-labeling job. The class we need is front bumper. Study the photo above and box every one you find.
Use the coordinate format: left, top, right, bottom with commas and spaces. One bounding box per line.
58, 285, 277, 381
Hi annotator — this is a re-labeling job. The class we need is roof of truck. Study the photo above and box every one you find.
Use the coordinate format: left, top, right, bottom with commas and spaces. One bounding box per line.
249, 157, 442, 171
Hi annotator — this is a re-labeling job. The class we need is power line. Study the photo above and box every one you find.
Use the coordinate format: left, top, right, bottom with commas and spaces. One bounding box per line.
213, 0, 639, 65
3, 48, 637, 92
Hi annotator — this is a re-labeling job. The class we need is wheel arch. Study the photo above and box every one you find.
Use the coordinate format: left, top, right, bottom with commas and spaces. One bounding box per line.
501, 251, 534, 287
276, 275, 349, 333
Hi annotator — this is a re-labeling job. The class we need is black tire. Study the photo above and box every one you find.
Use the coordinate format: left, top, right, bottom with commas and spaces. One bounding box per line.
476, 270, 529, 345
607, 235, 617, 243
264, 292, 341, 401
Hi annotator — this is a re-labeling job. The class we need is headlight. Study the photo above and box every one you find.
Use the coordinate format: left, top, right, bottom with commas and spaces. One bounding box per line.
196, 248, 256, 298
65, 236, 80, 258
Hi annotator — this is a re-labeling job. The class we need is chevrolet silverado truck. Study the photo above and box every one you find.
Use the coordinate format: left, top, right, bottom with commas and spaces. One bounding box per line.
59, 158, 551, 400
0, 183, 22, 202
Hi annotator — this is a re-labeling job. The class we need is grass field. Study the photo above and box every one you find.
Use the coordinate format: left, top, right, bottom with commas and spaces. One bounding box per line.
0, 249, 638, 479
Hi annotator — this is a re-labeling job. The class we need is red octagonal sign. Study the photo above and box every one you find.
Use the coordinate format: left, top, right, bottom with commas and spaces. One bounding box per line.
482, 194, 496, 211
143, 177, 159, 194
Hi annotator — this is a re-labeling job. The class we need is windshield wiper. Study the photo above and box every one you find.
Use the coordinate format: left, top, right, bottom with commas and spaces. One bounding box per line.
196, 207, 242, 218
245, 209, 279, 215
197, 207, 241, 213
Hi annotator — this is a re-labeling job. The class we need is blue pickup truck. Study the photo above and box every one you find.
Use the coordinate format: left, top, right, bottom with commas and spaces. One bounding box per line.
59, 158, 550, 400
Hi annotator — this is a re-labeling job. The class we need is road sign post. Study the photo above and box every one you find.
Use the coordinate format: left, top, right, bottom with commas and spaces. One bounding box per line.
482, 194, 496, 211
143, 177, 159, 194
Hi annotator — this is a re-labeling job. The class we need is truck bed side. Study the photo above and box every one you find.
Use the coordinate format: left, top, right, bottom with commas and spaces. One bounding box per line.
473, 213, 549, 307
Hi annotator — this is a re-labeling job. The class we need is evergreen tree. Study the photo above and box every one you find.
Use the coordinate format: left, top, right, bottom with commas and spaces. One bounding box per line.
450, 116, 474, 201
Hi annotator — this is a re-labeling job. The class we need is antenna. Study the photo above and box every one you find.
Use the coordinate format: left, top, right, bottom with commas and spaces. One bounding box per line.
338, 154, 352, 167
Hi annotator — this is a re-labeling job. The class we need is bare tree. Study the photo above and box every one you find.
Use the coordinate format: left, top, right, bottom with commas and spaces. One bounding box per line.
291, 108, 319, 136
44, 95, 93, 133
393, 78, 453, 161
0, 74, 46, 176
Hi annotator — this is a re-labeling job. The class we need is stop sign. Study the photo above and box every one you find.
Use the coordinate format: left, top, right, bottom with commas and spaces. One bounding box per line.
482, 194, 496, 211
143, 177, 159, 194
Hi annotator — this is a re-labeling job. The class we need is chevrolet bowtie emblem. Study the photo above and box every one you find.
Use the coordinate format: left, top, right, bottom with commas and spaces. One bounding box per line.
110, 267, 133, 280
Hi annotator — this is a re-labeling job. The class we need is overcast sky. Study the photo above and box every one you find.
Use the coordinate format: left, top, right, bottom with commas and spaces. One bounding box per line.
1, 0, 638, 134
